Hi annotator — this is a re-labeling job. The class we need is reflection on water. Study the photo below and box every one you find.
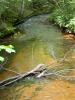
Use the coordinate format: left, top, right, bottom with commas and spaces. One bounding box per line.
0, 14, 75, 100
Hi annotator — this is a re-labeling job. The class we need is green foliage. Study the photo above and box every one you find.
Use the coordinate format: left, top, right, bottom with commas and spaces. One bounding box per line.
49, 0, 75, 33
0, 56, 4, 62
66, 17, 75, 33
0, 0, 52, 37
0, 45, 15, 62
1, 0, 75, 35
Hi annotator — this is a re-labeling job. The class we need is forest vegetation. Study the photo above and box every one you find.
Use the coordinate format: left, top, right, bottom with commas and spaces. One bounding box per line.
0, 0, 75, 38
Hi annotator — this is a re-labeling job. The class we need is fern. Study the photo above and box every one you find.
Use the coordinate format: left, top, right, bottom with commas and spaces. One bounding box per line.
49, 0, 75, 33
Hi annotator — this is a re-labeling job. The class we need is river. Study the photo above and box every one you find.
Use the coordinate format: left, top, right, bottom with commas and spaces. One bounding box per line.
0, 14, 75, 100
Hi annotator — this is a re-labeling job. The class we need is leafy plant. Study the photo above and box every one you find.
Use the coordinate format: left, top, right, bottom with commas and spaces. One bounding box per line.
49, 0, 75, 33
0, 0, 52, 37
0, 45, 15, 62
66, 17, 75, 33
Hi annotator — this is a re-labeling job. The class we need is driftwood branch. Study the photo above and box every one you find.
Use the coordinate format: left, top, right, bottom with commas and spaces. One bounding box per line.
0, 64, 46, 87
0, 63, 75, 88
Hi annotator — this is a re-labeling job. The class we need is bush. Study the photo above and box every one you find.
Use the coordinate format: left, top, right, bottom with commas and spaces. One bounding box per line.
0, 0, 52, 37
66, 17, 75, 33
49, 0, 75, 33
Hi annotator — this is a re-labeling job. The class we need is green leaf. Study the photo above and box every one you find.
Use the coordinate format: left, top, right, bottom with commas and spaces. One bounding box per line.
5, 48, 15, 53
0, 56, 4, 62
0, 45, 15, 53
4, 45, 15, 53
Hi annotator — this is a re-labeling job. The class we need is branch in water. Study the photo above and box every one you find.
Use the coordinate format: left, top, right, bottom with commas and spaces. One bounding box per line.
0, 63, 75, 88
0, 64, 46, 87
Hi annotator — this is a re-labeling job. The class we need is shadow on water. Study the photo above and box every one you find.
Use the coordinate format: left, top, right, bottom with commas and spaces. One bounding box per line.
0, 14, 75, 100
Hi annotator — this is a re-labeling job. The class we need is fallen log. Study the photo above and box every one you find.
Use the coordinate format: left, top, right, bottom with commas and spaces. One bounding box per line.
0, 64, 46, 87
0, 63, 75, 87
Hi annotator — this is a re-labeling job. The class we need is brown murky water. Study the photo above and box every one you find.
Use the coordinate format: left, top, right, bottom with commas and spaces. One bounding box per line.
0, 15, 75, 100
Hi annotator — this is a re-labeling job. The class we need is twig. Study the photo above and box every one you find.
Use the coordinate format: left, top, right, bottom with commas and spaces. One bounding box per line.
3, 68, 21, 75
49, 46, 57, 60
61, 44, 75, 62
37, 70, 47, 78
56, 68, 75, 74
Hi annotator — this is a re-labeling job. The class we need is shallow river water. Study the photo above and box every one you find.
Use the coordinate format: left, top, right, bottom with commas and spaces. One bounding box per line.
0, 14, 75, 100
